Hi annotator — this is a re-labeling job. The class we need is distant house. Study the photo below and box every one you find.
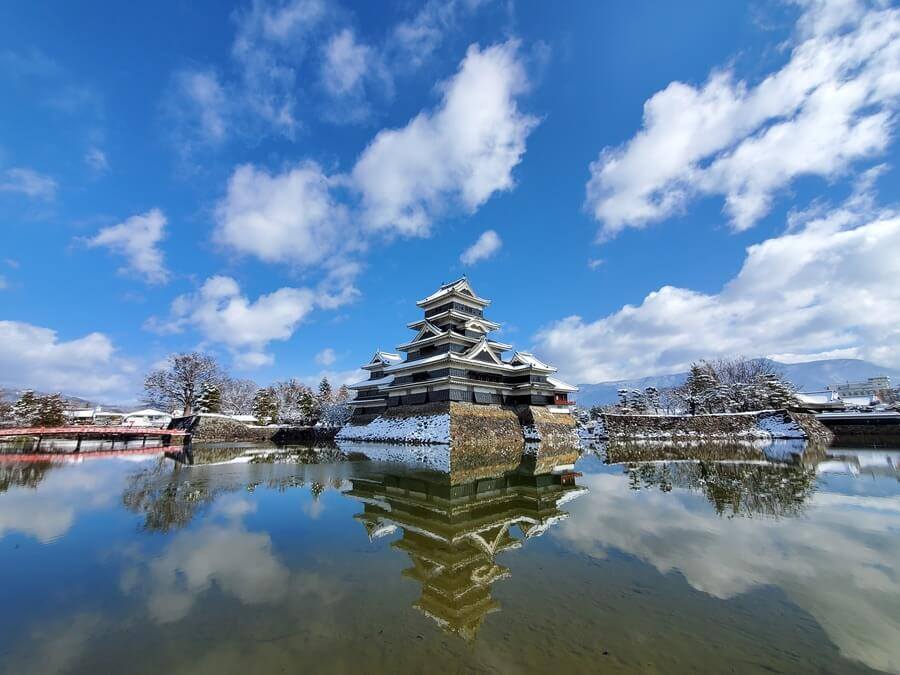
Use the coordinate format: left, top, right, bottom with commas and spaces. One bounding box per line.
795, 390, 883, 413
63, 406, 124, 425
123, 408, 172, 427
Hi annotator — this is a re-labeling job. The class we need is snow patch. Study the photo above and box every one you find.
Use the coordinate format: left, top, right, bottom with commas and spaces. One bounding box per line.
336, 413, 450, 444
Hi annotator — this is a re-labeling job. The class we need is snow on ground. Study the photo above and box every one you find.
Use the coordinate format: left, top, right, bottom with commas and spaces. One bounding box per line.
336, 413, 450, 444
755, 413, 807, 439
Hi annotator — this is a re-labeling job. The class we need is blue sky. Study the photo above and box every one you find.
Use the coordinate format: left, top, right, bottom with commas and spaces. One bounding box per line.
1, 0, 898, 402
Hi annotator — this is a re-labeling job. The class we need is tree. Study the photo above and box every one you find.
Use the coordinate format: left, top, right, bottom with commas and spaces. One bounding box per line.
675, 362, 719, 414
13, 390, 39, 426
252, 388, 279, 425
320, 384, 352, 427
270, 379, 310, 424
12, 391, 65, 426
299, 386, 321, 425
318, 376, 333, 404
37, 394, 66, 426
220, 378, 258, 415
0, 399, 13, 427
197, 383, 222, 413
143, 353, 223, 416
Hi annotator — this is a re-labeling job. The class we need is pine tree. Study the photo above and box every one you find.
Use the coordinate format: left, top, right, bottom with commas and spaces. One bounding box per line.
299, 387, 321, 425
13, 391, 39, 426
197, 383, 222, 413
318, 377, 333, 404
37, 393, 66, 426
252, 388, 279, 425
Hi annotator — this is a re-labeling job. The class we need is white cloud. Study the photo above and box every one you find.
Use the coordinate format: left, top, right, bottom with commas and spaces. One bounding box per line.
314, 347, 336, 366
0, 321, 133, 397
0, 167, 57, 200
231, 0, 326, 136
321, 29, 370, 97
142, 523, 290, 623
160, 276, 318, 368
84, 147, 108, 173
587, 258, 604, 270
169, 69, 229, 148
460, 229, 502, 265
215, 162, 352, 267
388, 0, 491, 70
535, 189, 900, 383
558, 471, 900, 672
353, 40, 537, 236
87, 209, 170, 284
585, 1, 900, 238
0, 275, 7, 290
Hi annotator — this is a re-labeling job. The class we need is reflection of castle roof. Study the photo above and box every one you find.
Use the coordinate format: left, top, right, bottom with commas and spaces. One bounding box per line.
346, 466, 585, 640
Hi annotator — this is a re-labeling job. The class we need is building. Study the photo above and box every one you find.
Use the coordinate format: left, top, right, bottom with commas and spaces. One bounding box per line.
122, 408, 172, 427
828, 377, 891, 397
348, 278, 576, 418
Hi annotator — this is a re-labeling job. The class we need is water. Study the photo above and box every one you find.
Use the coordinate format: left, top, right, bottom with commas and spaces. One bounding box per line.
0, 441, 897, 674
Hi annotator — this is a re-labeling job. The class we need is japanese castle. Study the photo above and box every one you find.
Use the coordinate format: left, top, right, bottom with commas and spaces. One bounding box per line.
348, 278, 576, 417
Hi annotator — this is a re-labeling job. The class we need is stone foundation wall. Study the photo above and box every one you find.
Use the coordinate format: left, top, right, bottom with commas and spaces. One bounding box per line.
448, 402, 524, 481
517, 405, 579, 446
786, 411, 834, 445
600, 410, 832, 442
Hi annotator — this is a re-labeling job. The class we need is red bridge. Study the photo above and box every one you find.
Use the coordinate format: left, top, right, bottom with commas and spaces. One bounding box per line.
0, 426, 189, 453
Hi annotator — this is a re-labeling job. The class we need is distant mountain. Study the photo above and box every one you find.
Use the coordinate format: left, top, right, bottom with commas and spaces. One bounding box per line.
575, 358, 900, 408
0, 388, 125, 411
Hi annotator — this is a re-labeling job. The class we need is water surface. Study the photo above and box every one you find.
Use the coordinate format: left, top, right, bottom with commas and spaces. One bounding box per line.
0, 442, 897, 674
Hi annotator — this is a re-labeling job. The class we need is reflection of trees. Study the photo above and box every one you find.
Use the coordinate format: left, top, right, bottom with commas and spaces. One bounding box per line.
623, 460, 817, 518
121, 449, 349, 532
0, 461, 54, 493
122, 459, 218, 532
345, 460, 586, 640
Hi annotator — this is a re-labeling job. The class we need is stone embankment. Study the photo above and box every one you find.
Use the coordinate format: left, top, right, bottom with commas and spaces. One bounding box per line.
593, 410, 832, 444
336, 402, 579, 447
169, 415, 338, 444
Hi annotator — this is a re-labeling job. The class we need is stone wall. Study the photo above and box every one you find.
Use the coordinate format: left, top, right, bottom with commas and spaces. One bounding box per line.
517, 405, 579, 447
600, 410, 832, 443
182, 415, 274, 442
448, 402, 524, 482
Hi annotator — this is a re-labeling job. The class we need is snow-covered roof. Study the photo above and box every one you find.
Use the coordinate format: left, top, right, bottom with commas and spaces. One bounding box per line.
348, 374, 395, 389
124, 408, 171, 417
64, 409, 96, 418
547, 376, 578, 393
509, 351, 554, 371
416, 277, 490, 307
363, 351, 402, 369
230, 414, 259, 423
796, 391, 840, 404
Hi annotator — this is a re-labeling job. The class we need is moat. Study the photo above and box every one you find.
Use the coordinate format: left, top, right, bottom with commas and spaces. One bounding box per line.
0, 441, 898, 674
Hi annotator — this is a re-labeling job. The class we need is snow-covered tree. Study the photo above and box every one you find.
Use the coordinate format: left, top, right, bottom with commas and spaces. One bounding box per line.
197, 383, 222, 413
318, 377, 333, 404
143, 353, 223, 416
13, 391, 65, 426
252, 388, 279, 425
0, 399, 13, 427
37, 394, 66, 426
220, 378, 258, 415
13, 391, 39, 426
299, 387, 321, 425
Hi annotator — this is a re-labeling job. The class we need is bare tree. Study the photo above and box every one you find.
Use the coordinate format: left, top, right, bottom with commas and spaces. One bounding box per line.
220, 378, 258, 415
143, 353, 223, 416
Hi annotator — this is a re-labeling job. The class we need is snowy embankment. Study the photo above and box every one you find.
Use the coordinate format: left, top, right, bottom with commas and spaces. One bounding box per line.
336, 413, 450, 444
594, 410, 821, 442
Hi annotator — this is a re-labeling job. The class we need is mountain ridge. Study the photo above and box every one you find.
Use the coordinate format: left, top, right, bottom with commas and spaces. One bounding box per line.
575, 358, 900, 407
